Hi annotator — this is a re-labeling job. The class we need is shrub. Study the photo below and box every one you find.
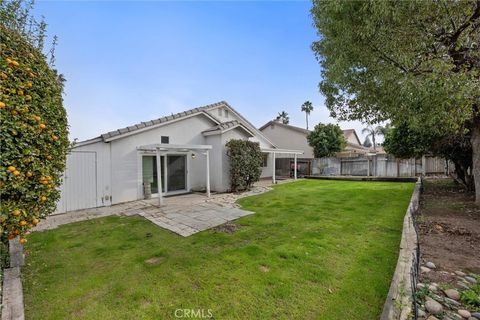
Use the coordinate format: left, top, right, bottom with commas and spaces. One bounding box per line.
0, 19, 69, 245
307, 123, 346, 158
226, 139, 263, 192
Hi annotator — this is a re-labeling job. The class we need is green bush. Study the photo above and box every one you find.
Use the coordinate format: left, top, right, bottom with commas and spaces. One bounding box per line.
307, 123, 346, 158
0, 23, 69, 245
226, 139, 263, 192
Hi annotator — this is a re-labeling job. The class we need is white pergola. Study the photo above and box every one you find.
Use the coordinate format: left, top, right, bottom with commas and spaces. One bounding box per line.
137, 143, 212, 206
261, 148, 304, 184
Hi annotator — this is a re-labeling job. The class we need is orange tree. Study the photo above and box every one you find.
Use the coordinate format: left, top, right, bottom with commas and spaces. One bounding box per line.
0, 16, 69, 246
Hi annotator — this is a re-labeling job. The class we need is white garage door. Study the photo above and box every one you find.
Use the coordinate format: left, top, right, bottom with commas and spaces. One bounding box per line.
55, 151, 97, 213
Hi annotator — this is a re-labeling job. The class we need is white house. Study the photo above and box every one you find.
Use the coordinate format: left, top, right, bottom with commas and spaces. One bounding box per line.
259, 120, 369, 176
56, 101, 302, 213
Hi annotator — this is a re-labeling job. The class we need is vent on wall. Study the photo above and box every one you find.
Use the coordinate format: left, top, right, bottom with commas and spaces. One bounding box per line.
161, 136, 169, 144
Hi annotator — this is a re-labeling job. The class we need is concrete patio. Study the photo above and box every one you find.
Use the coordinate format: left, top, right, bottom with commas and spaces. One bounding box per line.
34, 179, 293, 236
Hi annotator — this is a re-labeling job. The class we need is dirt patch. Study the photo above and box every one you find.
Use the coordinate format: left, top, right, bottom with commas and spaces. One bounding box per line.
418, 179, 480, 275
144, 257, 164, 265
213, 222, 241, 234
259, 265, 270, 273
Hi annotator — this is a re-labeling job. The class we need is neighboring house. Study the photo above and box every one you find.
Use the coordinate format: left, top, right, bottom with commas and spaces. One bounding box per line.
56, 101, 301, 213
259, 120, 369, 175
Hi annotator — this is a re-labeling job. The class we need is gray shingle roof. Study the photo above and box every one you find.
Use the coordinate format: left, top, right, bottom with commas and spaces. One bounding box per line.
201, 120, 240, 134
100, 101, 227, 140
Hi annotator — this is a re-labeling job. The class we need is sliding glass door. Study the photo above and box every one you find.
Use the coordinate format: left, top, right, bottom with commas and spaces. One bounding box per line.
142, 154, 187, 195
142, 155, 165, 194
167, 155, 186, 192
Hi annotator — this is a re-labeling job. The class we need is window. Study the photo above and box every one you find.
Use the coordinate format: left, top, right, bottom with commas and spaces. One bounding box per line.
218, 108, 223, 117
262, 153, 269, 167
224, 109, 229, 118
161, 136, 169, 144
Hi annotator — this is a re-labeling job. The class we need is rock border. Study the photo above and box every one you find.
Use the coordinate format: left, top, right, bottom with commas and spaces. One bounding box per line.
1, 239, 25, 320
380, 178, 422, 320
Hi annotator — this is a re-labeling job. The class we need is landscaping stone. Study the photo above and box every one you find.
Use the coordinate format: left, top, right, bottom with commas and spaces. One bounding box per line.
472, 313, 480, 319
418, 308, 426, 317
425, 297, 443, 315
444, 289, 460, 300
426, 261, 437, 269
428, 284, 438, 292
455, 271, 466, 277
427, 316, 439, 320
458, 310, 472, 319
465, 276, 477, 284
417, 282, 425, 289
421, 266, 432, 273
444, 297, 461, 306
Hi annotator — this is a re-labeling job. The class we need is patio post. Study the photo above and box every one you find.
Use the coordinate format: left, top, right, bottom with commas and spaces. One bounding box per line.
272, 152, 276, 184
156, 148, 163, 206
294, 153, 297, 180
205, 150, 211, 197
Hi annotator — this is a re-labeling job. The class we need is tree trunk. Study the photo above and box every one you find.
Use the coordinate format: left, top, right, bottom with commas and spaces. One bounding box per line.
471, 116, 480, 204
306, 114, 309, 130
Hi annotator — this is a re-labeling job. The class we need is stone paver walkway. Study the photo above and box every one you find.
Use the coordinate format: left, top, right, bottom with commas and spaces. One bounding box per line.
34, 179, 295, 237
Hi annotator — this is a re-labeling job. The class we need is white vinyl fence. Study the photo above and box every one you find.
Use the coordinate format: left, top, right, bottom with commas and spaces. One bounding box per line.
312, 155, 447, 177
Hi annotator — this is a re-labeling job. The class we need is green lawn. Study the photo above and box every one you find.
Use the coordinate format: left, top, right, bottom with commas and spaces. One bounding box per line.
23, 180, 414, 320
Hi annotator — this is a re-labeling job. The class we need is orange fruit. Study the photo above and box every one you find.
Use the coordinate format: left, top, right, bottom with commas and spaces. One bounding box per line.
25, 95, 32, 101
40, 196, 47, 202
17, 89, 24, 96
39, 123, 46, 129
8, 234, 15, 240
32, 218, 39, 225
12, 209, 21, 217
0, 72, 7, 79
11, 110, 18, 116
0, 101, 5, 108
14, 230, 20, 235
46, 155, 52, 160
52, 135, 58, 141
28, 224, 33, 229
7, 166, 16, 172
19, 220, 27, 226
26, 172, 33, 177
13, 170, 20, 176
19, 238, 27, 245
26, 81, 33, 88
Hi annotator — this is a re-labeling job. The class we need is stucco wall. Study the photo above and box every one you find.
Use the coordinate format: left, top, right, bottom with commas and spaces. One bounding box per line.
260, 123, 314, 158
108, 114, 217, 204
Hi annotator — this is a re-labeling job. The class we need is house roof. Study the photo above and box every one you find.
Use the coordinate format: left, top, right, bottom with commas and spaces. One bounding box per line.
259, 121, 363, 147
342, 129, 362, 145
100, 101, 225, 141
201, 120, 254, 137
75, 101, 277, 148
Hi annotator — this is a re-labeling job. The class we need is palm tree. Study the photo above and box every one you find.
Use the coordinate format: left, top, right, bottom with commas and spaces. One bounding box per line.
361, 124, 390, 150
276, 111, 289, 124
301, 101, 314, 130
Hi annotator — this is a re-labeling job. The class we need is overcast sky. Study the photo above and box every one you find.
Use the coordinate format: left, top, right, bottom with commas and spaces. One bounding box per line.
34, 1, 368, 142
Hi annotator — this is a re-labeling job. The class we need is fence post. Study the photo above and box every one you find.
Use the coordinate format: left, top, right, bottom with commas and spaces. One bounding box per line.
421, 156, 426, 176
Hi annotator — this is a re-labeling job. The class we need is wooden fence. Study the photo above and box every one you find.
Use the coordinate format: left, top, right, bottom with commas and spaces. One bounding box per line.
312, 155, 447, 177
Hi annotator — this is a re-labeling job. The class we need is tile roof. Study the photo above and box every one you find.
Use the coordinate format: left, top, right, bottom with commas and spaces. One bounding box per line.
202, 120, 240, 134
100, 101, 227, 140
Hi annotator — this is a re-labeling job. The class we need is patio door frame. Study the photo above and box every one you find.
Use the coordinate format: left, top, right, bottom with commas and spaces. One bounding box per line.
139, 152, 190, 198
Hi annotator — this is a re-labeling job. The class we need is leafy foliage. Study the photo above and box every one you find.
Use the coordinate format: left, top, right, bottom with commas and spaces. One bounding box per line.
307, 123, 346, 158
362, 136, 372, 148
0, 2, 69, 246
460, 284, 480, 312
383, 123, 473, 189
312, 0, 480, 198
226, 139, 263, 192
276, 111, 289, 124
